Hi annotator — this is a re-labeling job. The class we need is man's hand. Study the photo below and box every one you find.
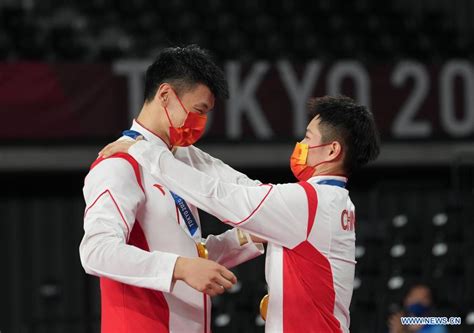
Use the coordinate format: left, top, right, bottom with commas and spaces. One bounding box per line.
99, 136, 143, 158
173, 257, 237, 297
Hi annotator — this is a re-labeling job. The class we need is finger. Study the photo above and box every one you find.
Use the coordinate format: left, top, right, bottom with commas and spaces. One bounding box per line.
100, 149, 112, 158
99, 148, 108, 157
206, 282, 226, 296
213, 275, 234, 290
219, 268, 237, 284
206, 288, 220, 297
206, 289, 219, 297
98, 146, 108, 156
99, 144, 114, 157
203, 286, 218, 297
204, 289, 216, 297
101, 139, 125, 154
211, 284, 226, 296
99, 149, 108, 158
102, 144, 122, 157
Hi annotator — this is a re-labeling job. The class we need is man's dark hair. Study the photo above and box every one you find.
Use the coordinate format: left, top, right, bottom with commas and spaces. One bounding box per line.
144, 45, 229, 102
308, 95, 380, 174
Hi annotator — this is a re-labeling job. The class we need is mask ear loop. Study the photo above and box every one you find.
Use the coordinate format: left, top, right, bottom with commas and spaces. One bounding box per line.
163, 104, 174, 127
308, 143, 332, 150
163, 88, 190, 128
308, 142, 332, 171
171, 89, 190, 115
306, 142, 343, 173
170, 89, 191, 128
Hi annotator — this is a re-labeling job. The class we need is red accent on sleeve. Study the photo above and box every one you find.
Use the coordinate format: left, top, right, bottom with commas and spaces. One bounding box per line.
223, 184, 274, 226
90, 153, 144, 193
84, 189, 131, 238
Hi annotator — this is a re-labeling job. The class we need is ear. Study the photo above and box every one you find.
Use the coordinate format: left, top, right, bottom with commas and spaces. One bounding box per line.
328, 141, 343, 162
155, 83, 171, 107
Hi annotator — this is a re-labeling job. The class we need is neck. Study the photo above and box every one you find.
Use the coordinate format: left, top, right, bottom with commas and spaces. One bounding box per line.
136, 103, 171, 147
312, 163, 346, 178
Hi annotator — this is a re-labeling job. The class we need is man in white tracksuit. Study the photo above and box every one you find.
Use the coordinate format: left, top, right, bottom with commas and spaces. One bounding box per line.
79, 45, 264, 333
100, 95, 381, 332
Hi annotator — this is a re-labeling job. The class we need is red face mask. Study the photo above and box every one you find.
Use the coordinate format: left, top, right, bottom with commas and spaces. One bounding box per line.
290, 142, 333, 181
164, 90, 207, 147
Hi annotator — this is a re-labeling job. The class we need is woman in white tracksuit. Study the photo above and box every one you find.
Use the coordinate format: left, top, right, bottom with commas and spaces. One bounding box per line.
100, 95, 380, 333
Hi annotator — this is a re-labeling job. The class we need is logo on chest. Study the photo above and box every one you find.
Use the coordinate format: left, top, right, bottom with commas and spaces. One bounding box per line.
153, 184, 166, 195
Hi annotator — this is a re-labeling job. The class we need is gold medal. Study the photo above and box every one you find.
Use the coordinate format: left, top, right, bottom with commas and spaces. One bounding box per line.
237, 228, 249, 246
259, 294, 269, 321
196, 242, 208, 259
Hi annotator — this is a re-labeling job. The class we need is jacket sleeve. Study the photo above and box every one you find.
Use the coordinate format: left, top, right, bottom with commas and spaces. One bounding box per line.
174, 145, 261, 186
79, 157, 179, 292
175, 145, 264, 265
204, 228, 264, 268
130, 142, 309, 249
